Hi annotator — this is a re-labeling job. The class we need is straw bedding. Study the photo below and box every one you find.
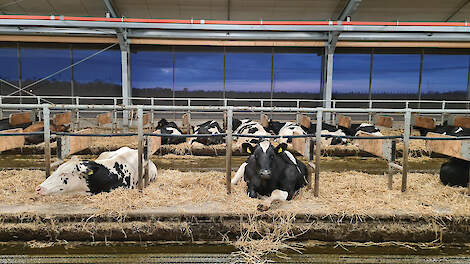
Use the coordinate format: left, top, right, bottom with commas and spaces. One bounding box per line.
1, 166, 467, 263
0, 168, 467, 218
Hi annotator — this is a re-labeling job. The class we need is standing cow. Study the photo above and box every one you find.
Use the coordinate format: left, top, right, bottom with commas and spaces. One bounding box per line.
36, 147, 158, 195
231, 141, 307, 210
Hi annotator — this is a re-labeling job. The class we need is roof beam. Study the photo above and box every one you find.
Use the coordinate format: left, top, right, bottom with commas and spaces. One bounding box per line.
337, 0, 362, 21
3, 19, 470, 33
444, 0, 470, 22
329, 0, 362, 53
103, 0, 127, 50
6, 26, 470, 42
103, 0, 120, 18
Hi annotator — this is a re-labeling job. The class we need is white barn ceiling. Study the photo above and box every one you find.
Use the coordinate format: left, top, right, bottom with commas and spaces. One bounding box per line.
0, 0, 468, 22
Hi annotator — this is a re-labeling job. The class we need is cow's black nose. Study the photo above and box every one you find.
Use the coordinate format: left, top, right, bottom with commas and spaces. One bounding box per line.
259, 169, 271, 179
248, 190, 257, 198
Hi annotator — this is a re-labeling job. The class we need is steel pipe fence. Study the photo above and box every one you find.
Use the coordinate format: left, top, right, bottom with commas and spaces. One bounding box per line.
0, 96, 468, 127
1, 103, 470, 196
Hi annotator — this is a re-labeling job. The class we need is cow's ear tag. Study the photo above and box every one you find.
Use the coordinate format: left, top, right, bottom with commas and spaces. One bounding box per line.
277, 147, 283, 153
87, 170, 93, 175
246, 148, 251, 154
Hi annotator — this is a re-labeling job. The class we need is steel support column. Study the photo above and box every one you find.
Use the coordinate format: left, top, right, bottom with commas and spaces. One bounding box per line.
320, 0, 361, 122
120, 38, 131, 131
103, 0, 131, 131
321, 36, 334, 122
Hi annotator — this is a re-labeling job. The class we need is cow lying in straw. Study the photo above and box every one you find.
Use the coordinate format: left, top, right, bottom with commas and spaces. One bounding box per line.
232, 141, 307, 211
36, 147, 157, 195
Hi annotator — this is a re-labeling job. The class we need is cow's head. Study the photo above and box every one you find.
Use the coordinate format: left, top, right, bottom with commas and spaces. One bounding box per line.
156, 119, 169, 129
242, 141, 287, 181
36, 157, 92, 195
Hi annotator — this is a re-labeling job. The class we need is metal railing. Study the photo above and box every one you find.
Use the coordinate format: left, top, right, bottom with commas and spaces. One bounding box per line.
0, 95, 469, 109
1, 95, 469, 126
1, 103, 470, 197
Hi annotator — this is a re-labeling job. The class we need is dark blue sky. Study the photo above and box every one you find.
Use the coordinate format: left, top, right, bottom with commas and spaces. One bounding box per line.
0, 45, 469, 96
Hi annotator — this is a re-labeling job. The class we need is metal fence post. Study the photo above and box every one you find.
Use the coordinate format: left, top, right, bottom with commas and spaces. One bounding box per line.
441, 101, 446, 124
0, 97, 3, 120
368, 100, 373, 122
332, 100, 336, 125
188, 98, 191, 121
43, 105, 51, 178
146, 135, 152, 187
150, 98, 155, 126
468, 163, 470, 195
75, 97, 80, 130
387, 164, 393, 190
137, 108, 144, 191
225, 107, 233, 195
314, 108, 323, 197
112, 98, 118, 133
401, 109, 411, 192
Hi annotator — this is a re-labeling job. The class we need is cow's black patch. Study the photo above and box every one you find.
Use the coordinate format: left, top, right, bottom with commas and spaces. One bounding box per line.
192, 120, 224, 145
83, 161, 127, 194
248, 127, 259, 134
63, 178, 68, 185
113, 162, 130, 188
266, 121, 285, 134
156, 119, 186, 145
440, 158, 470, 187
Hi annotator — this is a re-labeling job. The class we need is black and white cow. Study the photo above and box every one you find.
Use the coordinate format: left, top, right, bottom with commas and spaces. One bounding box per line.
233, 119, 270, 144
437, 127, 470, 187
440, 158, 469, 187
191, 120, 224, 145
266, 120, 306, 144
231, 141, 307, 209
301, 122, 347, 146
36, 147, 158, 195
156, 119, 186, 145
437, 126, 470, 137
412, 121, 468, 137
339, 123, 382, 137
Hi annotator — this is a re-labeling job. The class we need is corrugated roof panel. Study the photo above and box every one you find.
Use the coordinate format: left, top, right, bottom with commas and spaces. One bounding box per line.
229, 0, 342, 20
0, 0, 53, 15
448, 2, 470, 21
80, 0, 107, 17
0, 0, 466, 22
48, 0, 92, 16
354, 0, 462, 21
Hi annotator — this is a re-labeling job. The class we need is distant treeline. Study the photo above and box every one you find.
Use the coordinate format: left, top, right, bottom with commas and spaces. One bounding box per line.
0, 80, 467, 104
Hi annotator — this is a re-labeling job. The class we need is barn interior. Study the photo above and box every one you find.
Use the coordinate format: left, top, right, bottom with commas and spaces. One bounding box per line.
1, 0, 470, 263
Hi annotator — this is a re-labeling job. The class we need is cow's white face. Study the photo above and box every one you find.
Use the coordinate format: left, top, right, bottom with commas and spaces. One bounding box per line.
36, 158, 90, 195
